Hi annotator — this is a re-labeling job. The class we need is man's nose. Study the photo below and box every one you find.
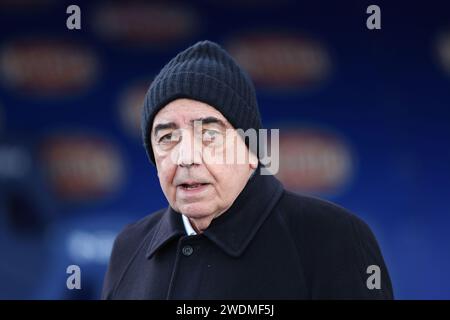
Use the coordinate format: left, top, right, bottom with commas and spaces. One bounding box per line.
176, 130, 202, 167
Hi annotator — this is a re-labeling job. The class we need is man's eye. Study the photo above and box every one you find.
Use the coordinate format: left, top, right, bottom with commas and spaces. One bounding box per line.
159, 133, 173, 143
202, 129, 218, 142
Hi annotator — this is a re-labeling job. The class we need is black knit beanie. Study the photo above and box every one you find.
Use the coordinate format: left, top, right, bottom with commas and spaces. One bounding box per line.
141, 40, 263, 165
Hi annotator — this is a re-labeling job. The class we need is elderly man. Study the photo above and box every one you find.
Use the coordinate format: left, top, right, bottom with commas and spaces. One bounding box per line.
102, 40, 393, 299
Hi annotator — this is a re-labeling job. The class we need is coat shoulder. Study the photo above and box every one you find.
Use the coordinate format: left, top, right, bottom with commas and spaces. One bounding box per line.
101, 208, 165, 299
277, 190, 365, 232
274, 190, 394, 299
115, 208, 166, 249
276, 190, 381, 255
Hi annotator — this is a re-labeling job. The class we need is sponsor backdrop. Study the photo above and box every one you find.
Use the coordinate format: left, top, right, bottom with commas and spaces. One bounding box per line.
0, 0, 449, 299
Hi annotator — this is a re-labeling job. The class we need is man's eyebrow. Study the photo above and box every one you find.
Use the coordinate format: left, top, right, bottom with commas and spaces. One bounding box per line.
153, 122, 177, 137
191, 117, 226, 128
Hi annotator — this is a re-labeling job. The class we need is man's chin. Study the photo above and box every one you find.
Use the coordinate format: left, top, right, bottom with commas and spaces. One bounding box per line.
178, 203, 214, 219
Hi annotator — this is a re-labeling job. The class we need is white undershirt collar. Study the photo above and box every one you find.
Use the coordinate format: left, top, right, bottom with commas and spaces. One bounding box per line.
182, 214, 197, 236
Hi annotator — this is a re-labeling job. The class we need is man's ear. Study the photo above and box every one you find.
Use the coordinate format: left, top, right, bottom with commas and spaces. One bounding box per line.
249, 150, 258, 170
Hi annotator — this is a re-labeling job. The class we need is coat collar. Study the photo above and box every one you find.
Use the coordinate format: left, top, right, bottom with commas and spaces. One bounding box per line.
146, 166, 284, 258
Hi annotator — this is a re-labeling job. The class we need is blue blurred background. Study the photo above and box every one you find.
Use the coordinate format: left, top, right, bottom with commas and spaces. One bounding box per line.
0, 0, 449, 299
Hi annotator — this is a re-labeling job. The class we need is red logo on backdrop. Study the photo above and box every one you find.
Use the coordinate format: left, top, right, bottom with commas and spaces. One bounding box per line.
118, 81, 149, 137
0, 39, 98, 96
93, 3, 198, 46
40, 134, 124, 201
227, 34, 331, 89
276, 129, 354, 194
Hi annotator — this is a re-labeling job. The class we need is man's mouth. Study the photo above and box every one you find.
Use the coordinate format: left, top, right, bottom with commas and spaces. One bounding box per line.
178, 183, 210, 190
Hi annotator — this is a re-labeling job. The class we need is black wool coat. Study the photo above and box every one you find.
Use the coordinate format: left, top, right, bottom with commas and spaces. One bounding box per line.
102, 169, 393, 299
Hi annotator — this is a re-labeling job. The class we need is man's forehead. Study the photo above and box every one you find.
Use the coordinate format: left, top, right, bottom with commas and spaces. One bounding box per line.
152, 99, 231, 128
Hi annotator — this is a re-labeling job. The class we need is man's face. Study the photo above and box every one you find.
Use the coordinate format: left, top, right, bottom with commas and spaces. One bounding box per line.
151, 98, 258, 225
